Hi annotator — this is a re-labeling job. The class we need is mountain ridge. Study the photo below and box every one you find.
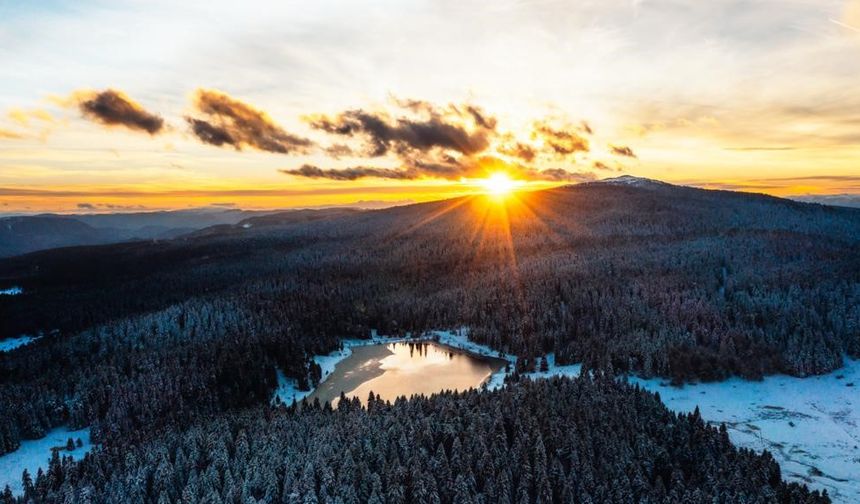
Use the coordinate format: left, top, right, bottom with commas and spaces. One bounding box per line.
2, 179, 858, 382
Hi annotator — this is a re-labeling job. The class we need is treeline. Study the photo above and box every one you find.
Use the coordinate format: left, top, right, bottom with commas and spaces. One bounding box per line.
2, 377, 831, 503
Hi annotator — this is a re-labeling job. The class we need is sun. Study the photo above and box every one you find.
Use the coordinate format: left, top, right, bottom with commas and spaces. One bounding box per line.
480, 172, 517, 196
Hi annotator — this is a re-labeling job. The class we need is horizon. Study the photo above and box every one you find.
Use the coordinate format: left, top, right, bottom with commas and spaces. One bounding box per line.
2, 1, 859, 213
2, 174, 860, 217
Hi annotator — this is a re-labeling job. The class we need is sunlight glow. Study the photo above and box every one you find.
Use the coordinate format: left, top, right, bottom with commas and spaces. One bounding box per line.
479, 172, 518, 196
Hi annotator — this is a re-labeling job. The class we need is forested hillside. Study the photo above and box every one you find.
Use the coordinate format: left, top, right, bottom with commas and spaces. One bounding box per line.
0, 180, 858, 501
2, 377, 830, 503
3, 180, 858, 379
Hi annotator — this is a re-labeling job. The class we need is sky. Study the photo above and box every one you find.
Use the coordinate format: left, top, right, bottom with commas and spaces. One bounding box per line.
0, 0, 859, 213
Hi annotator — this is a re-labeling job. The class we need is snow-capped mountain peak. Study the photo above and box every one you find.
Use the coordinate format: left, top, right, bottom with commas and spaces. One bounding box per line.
593, 175, 669, 187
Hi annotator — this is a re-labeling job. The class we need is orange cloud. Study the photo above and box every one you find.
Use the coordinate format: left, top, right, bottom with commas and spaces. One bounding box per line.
0, 128, 23, 140
8, 108, 54, 127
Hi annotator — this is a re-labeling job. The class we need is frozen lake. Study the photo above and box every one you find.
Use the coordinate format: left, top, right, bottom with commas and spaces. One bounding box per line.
275, 330, 858, 501
306, 341, 506, 406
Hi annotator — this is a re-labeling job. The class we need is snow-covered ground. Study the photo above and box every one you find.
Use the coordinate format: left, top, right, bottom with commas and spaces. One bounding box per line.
432, 330, 858, 501
0, 335, 39, 353
0, 427, 92, 495
0, 286, 22, 296
629, 359, 860, 503
272, 332, 412, 405
431, 330, 583, 388
273, 328, 857, 501
590, 175, 668, 188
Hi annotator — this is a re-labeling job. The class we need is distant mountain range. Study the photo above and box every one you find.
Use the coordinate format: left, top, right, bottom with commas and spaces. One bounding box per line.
1, 180, 856, 258
0, 208, 278, 258
0, 200, 418, 258
791, 193, 860, 208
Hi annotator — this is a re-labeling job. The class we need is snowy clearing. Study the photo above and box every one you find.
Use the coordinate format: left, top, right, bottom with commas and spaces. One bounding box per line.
629, 359, 860, 503
0, 286, 22, 296
0, 335, 39, 353
433, 330, 858, 501
0, 427, 92, 495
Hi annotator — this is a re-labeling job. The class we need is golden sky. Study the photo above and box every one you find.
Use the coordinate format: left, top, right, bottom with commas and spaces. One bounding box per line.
1, 0, 859, 213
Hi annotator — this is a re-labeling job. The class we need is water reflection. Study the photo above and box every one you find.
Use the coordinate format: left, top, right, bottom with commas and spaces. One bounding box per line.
307, 342, 505, 407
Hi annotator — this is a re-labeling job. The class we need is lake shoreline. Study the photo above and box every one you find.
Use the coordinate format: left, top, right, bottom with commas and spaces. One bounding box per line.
304, 339, 509, 407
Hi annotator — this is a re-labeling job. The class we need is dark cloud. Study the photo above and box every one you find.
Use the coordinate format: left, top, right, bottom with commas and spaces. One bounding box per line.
283, 155, 596, 184
281, 164, 416, 181
498, 142, 537, 162
593, 161, 616, 171
76, 202, 146, 210
408, 158, 470, 179
531, 169, 597, 182
77, 89, 164, 134
324, 143, 354, 159
103, 204, 147, 210
389, 97, 497, 130
307, 101, 494, 157
187, 89, 312, 153
305, 101, 613, 183
463, 105, 497, 130
186, 118, 233, 147
580, 121, 594, 135
609, 145, 637, 158
282, 149, 476, 181
532, 122, 590, 155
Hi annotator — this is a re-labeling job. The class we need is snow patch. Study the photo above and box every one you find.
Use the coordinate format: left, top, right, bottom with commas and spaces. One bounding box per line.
522, 353, 582, 381
0, 286, 22, 296
429, 330, 582, 388
272, 334, 406, 405
593, 175, 668, 188
272, 370, 313, 405
0, 335, 39, 353
0, 427, 93, 495
629, 359, 860, 503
